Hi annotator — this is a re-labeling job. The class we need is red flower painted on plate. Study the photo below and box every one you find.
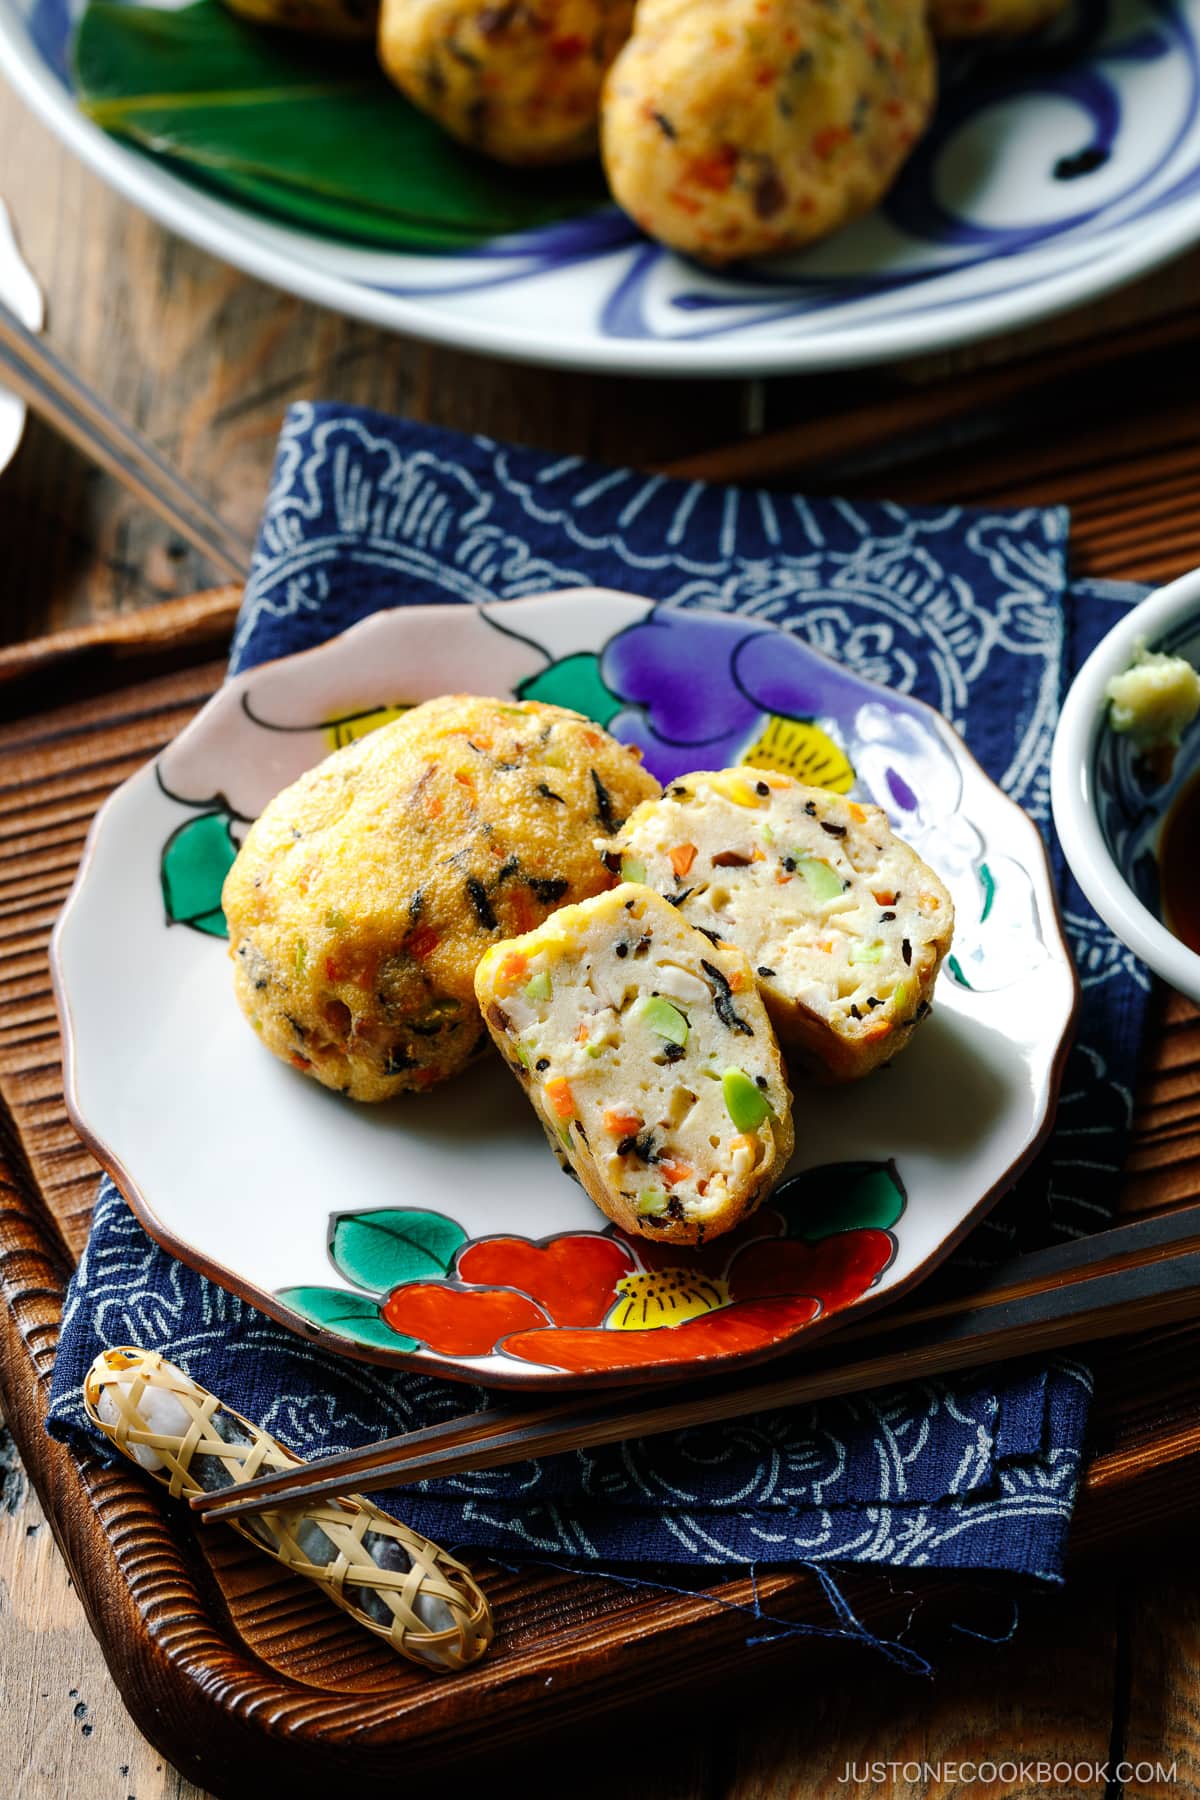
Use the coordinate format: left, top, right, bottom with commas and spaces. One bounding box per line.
497, 1228, 895, 1372
456, 1234, 634, 1326
727, 1229, 895, 1310
381, 1283, 549, 1356
618, 1206, 786, 1279
379, 1223, 895, 1366
500, 1294, 822, 1372
303, 1160, 907, 1372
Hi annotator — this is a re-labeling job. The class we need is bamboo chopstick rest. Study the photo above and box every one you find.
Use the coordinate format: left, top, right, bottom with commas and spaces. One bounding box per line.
83, 1347, 493, 1673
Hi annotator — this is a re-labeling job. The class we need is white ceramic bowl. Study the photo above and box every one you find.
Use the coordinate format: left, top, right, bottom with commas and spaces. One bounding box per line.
1051, 566, 1200, 1004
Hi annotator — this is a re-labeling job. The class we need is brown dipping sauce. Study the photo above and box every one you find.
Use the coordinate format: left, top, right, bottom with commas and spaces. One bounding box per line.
1160, 769, 1200, 955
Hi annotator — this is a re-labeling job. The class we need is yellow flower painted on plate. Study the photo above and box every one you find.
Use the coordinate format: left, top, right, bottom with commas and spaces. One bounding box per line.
324, 703, 411, 751
607, 1269, 730, 1331
739, 714, 855, 793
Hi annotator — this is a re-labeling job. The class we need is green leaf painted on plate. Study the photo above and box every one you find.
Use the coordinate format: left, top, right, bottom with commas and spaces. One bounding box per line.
946, 954, 973, 989
73, 0, 609, 249
330, 1207, 467, 1294
161, 810, 238, 937
278, 1284, 416, 1351
517, 654, 622, 729
777, 1160, 906, 1242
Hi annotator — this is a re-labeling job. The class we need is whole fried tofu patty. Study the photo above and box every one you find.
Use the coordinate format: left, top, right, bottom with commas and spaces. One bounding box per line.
378, 0, 636, 165
607, 771, 954, 1081
601, 0, 935, 263
475, 884, 795, 1244
222, 695, 659, 1101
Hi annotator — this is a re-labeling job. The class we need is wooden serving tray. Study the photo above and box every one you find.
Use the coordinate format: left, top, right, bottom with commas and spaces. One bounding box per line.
3, 341, 1200, 1787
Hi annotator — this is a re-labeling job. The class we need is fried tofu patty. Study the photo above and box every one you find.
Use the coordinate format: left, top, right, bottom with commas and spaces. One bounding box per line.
476, 884, 795, 1243
378, 0, 636, 164
601, 0, 935, 263
222, 695, 659, 1101
607, 770, 954, 1081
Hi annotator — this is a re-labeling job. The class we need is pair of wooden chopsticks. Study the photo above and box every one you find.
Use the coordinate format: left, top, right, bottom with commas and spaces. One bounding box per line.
0, 296, 254, 581
192, 1199, 1200, 1525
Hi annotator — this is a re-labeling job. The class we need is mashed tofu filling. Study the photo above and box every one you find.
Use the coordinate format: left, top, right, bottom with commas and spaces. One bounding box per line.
477, 886, 793, 1241
608, 772, 953, 1079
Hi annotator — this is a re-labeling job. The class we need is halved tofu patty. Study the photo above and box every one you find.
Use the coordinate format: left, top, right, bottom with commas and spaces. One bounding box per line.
606, 772, 954, 1081
475, 884, 794, 1244
222, 695, 659, 1101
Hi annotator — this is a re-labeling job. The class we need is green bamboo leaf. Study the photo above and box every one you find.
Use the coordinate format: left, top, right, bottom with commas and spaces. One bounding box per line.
777, 1160, 907, 1242
330, 1207, 467, 1293
161, 810, 238, 937
73, 0, 608, 249
278, 1284, 416, 1351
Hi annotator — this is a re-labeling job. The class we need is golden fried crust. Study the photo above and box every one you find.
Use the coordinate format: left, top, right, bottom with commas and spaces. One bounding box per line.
378, 0, 637, 164
222, 695, 660, 1101
928, 0, 1066, 35
222, 0, 377, 36
601, 0, 935, 263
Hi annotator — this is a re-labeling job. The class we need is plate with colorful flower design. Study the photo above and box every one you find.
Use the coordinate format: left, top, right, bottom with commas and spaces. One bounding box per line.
52, 591, 1078, 1388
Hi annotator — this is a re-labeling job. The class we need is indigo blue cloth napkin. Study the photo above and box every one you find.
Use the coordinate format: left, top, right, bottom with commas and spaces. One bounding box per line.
49, 406, 1152, 1585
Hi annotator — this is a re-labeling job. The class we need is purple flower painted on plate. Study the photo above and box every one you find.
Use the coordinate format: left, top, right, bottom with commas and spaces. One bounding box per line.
599, 607, 918, 790
601, 612, 762, 769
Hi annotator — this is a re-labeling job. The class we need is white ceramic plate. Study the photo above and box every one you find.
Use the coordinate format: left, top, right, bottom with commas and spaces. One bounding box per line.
3, 0, 1200, 374
52, 591, 1077, 1387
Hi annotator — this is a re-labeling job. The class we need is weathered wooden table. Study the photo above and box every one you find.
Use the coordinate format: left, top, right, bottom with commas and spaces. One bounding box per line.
3, 75, 1200, 1800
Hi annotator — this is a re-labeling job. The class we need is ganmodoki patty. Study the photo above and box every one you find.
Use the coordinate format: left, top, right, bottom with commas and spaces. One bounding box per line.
605, 769, 953, 1080
222, 694, 660, 1100
601, 0, 935, 264
476, 883, 795, 1243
